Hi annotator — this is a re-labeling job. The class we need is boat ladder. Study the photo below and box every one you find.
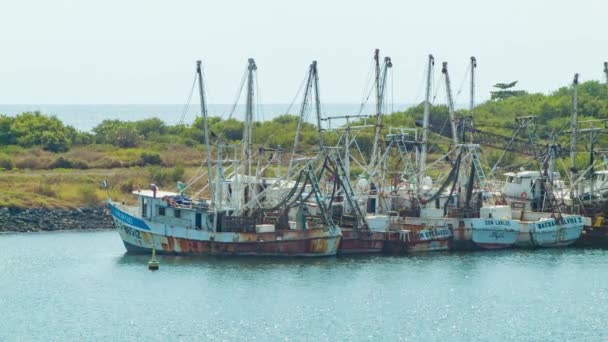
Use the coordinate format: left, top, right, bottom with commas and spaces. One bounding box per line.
331, 154, 367, 229
303, 164, 334, 227
468, 145, 487, 190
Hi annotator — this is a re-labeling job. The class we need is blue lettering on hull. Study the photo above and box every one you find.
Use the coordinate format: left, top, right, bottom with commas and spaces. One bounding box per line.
109, 204, 150, 231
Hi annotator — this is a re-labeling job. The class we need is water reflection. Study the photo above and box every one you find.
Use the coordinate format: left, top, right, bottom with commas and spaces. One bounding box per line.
114, 252, 387, 269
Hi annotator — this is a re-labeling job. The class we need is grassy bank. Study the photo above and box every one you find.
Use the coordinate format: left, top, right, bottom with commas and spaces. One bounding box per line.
0, 166, 206, 208
0, 143, 204, 171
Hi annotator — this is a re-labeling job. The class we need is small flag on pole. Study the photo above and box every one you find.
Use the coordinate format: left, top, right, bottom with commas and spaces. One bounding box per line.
177, 181, 186, 195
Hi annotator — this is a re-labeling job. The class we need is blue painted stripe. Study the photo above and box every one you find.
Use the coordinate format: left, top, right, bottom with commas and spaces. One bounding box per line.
109, 204, 150, 231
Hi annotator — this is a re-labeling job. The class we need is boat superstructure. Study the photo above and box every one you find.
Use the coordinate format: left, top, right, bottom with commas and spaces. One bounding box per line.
111, 59, 341, 256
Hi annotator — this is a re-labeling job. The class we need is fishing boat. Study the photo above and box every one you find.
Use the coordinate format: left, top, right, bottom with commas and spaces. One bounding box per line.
500, 173, 584, 247
508, 205, 584, 248
284, 56, 387, 255
383, 213, 453, 253
109, 189, 341, 256
110, 60, 341, 256
466, 206, 520, 249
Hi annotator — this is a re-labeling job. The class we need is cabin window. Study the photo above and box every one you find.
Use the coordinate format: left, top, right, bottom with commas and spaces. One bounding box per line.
506, 176, 513, 183
174, 209, 181, 218
142, 199, 148, 218
158, 207, 165, 216
515, 177, 522, 184
195, 213, 202, 229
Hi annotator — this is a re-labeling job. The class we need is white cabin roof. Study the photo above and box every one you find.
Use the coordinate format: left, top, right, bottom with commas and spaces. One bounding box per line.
503, 170, 545, 178
514, 171, 541, 178
132, 189, 179, 198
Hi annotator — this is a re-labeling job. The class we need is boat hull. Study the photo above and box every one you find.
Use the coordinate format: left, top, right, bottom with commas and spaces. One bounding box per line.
338, 229, 385, 254
576, 226, 608, 247
110, 203, 341, 257
516, 216, 583, 248
384, 223, 452, 253
531, 224, 582, 247
468, 218, 519, 250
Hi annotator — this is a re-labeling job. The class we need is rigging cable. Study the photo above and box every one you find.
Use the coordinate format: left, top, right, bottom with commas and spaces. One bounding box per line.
455, 63, 471, 98
255, 69, 265, 122
283, 70, 309, 115
178, 71, 198, 126
226, 67, 249, 119
357, 60, 376, 115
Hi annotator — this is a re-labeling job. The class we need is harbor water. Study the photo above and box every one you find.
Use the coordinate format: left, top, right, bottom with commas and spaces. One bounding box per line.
1, 230, 608, 341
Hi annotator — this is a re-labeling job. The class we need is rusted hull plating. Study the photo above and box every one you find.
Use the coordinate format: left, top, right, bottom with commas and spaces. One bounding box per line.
122, 233, 341, 257
383, 229, 452, 254
338, 229, 386, 254
111, 205, 341, 257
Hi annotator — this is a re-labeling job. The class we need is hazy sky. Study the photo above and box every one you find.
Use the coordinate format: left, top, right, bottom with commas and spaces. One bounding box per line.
0, 0, 606, 105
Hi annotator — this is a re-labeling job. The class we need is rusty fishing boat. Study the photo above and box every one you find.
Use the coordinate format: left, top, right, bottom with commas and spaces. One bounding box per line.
110, 59, 341, 256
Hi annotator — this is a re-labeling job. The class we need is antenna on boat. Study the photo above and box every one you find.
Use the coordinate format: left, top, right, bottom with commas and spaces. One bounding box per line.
196, 61, 214, 203
604, 62, 608, 86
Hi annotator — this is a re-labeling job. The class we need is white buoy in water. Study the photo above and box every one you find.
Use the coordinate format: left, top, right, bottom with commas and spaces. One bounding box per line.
148, 246, 159, 271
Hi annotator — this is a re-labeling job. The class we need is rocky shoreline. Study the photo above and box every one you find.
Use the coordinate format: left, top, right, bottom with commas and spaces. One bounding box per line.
0, 206, 114, 233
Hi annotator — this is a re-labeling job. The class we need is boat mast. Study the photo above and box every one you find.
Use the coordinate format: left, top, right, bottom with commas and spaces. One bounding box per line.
570, 73, 579, 197
370, 49, 382, 172
420, 54, 434, 176
370, 50, 393, 174
442, 62, 459, 146
196, 61, 214, 201
288, 62, 315, 174
213, 146, 223, 231
312, 61, 324, 150
243, 58, 257, 179
469, 56, 477, 123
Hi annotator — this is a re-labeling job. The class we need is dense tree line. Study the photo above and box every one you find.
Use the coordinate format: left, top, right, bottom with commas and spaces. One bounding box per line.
0, 81, 606, 155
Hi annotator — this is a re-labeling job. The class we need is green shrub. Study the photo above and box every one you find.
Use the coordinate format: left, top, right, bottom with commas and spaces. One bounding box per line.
92, 120, 140, 147
9, 112, 72, 152
171, 165, 185, 182
49, 156, 73, 169
79, 186, 99, 206
139, 152, 163, 166
15, 157, 49, 169
38, 182, 56, 197
149, 166, 185, 186
0, 155, 14, 171
119, 180, 136, 193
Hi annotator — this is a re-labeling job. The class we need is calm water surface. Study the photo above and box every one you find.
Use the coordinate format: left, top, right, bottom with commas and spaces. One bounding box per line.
1, 230, 607, 341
